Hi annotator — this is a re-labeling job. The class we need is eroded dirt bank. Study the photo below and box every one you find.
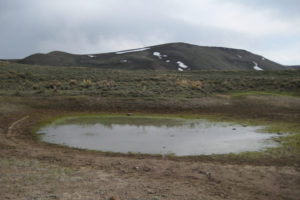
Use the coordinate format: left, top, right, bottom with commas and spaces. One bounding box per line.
1, 96, 300, 200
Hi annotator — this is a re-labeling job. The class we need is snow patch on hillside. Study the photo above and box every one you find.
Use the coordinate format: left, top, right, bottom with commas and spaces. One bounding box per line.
177, 61, 188, 69
88, 55, 95, 58
237, 55, 242, 59
116, 47, 150, 54
253, 61, 264, 71
153, 52, 162, 59
178, 68, 183, 71
166, 60, 170, 63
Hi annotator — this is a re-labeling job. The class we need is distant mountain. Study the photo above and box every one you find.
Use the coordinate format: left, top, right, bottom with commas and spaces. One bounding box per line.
17, 43, 285, 71
287, 65, 300, 70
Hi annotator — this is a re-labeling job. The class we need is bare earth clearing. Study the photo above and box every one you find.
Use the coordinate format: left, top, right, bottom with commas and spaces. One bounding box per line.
0, 95, 300, 200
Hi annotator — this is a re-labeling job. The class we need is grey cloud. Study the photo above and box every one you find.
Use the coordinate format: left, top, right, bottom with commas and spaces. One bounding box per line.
0, 0, 299, 65
232, 0, 300, 17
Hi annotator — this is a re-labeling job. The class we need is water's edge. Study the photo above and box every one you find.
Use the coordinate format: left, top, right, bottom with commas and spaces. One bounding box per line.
36, 115, 282, 156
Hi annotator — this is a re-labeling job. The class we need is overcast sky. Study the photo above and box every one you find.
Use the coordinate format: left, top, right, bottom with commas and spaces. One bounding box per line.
0, 0, 299, 65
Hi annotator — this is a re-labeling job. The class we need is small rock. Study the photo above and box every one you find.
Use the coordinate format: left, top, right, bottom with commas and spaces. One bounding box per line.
70, 176, 83, 181
198, 170, 211, 177
232, 128, 236, 130
48, 195, 59, 199
109, 195, 120, 200
59, 178, 65, 182
146, 189, 155, 194
143, 166, 151, 172
127, 113, 133, 116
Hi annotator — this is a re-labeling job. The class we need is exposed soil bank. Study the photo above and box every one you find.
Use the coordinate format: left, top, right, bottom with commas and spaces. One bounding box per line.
1, 95, 300, 200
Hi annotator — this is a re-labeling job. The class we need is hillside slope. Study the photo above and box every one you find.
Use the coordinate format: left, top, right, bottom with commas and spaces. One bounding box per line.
287, 65, 300, 70
18, 43, 285, 71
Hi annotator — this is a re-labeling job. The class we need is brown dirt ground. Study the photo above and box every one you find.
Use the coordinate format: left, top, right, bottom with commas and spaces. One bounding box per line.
0, 95, 300, 200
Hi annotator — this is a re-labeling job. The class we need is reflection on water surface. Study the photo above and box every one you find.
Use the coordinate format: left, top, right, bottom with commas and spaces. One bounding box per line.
37, 116, 279, 156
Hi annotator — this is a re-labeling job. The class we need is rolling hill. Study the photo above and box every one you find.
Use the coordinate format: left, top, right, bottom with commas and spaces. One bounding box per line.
287, 65, 300, 70
17, 43, 285, 71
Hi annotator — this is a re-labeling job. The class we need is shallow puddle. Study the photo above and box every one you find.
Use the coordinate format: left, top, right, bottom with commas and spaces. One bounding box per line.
37, 116, 280, 156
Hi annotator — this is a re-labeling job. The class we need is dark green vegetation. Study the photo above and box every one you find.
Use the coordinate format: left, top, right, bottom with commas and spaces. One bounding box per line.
15, 43, 285, 70
288, 65, 300, 70
1, 61, 299, 98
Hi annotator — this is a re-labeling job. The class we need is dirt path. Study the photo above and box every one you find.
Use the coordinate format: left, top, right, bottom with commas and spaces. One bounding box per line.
6, 115, 29, 137
1, 96, 300, 200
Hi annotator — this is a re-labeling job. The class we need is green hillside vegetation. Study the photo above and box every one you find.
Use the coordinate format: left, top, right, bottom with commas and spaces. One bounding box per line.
0, 62, 299, 98
287, 65, 300, 70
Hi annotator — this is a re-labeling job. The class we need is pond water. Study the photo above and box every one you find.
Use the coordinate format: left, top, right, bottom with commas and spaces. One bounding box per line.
37, 116, 280, 156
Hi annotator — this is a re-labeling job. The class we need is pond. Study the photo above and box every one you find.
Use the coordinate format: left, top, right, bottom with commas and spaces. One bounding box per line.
37, 115, 280, 156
